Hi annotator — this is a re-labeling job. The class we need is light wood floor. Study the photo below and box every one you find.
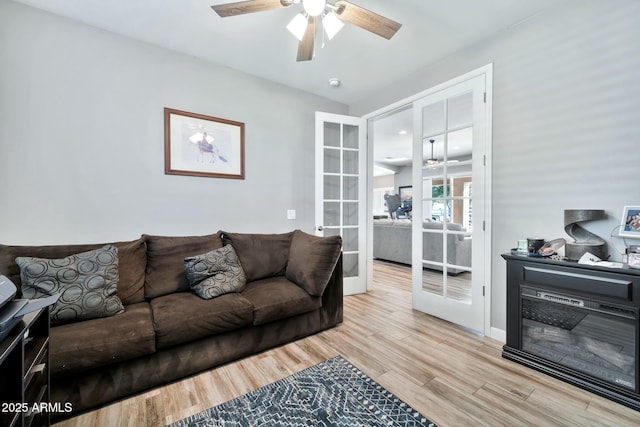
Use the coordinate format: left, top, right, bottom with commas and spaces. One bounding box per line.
54, 261, 640, 427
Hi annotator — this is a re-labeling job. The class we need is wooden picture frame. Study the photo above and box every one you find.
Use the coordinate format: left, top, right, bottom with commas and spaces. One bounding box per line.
620, 206, 640, 238
164, 108, 245, 179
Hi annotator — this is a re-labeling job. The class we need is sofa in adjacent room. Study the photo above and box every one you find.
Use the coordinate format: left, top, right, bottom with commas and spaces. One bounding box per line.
0, 229, 343, 420
373, 219, 471, 274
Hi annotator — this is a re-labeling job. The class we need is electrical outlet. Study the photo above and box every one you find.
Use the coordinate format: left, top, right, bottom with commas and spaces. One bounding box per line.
287, 209, 296, 220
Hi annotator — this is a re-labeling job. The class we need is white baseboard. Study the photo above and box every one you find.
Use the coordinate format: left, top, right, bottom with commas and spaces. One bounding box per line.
490, 327, 506, 343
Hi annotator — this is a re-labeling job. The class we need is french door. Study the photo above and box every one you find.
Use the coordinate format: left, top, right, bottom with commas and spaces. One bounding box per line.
412, 75, 488, 332
315, 112, 367, 295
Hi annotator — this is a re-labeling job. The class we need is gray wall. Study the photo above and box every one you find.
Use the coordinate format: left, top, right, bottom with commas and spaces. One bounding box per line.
394, 166, 412, 192
0, 1, 347, 245
352, 0, 640, 331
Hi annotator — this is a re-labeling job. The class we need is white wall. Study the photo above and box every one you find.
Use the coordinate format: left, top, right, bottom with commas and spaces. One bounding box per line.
351, 0, 640, 331
394, 166, 412, 191
0, 1, 347, 245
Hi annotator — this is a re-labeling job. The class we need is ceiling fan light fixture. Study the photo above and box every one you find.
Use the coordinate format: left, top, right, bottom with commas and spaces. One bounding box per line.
212, 0, 402, 62
286, 12, 308, 41
425, 139, 439, 168
322, 12, 344, 40
302, 0, 326, 17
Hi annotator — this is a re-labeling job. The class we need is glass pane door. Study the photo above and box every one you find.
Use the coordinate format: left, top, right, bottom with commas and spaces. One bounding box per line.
411, 75, 486, 332
421, 92, 473, 302
316, 112, 366, 295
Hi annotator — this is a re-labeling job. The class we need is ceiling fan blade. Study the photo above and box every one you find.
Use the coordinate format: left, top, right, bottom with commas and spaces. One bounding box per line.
296, 17, 316, 62
333, 0, 401, 40
212, 0, 293, 17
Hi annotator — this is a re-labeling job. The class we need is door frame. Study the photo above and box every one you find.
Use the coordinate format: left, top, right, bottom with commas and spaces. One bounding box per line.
363, 64, 493, 336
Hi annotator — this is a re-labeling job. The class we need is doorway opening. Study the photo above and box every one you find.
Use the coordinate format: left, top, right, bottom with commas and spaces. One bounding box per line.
370, 106, 473, 301
366, 64, 492, 334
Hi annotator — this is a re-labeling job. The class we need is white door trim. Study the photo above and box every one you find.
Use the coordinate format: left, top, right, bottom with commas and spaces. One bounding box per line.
364, 63, 493, 336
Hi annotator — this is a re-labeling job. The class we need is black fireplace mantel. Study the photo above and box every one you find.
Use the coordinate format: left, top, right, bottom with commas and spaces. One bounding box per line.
502, 253, 640, 411
503, 252, 640, 277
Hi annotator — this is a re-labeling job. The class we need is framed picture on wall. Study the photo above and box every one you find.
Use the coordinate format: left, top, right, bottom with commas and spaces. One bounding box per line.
164, 108, 245, 179
399, 185, 413, 202
620, 206, 640, 237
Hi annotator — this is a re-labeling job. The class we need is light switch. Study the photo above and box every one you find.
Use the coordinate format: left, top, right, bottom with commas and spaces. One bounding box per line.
287, 209, 296, 220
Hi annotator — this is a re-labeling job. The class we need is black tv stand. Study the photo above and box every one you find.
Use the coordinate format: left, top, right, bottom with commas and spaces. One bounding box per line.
0, 307, 50, 427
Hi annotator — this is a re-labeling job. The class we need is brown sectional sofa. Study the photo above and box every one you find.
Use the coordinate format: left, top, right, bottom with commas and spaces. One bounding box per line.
0, 230, 343, 420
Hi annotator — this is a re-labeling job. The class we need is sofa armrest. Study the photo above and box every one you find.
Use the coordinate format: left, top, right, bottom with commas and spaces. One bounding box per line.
285, 230, 342, 296
319, 253, 343, 326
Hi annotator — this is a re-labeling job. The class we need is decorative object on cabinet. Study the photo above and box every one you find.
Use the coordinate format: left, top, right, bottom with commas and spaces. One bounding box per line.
628, 245, 640, 270
620, 206, 640, 238
0, 275, 59, 342
563, 209, 607, 261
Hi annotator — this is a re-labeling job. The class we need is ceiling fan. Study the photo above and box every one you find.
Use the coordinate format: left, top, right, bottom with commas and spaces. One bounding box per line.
211, 0, 402, 61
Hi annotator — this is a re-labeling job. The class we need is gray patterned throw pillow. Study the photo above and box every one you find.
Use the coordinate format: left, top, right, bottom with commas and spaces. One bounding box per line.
16, 245, 125, 324
184, 245, 246, 299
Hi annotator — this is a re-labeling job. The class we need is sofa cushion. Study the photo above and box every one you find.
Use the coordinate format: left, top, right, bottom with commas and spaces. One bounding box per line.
221, 232, 293, 282
286, 230, 342, 296
49, 302, 155, 377
241, 276, 322, 325
150, 291, 254, 349
423, 221, 466, 241
184, 245, 247, 299
0, 237, 147, 305
372, 221, 471, 273
16, 245, 125, 324
144, 232, 224, 299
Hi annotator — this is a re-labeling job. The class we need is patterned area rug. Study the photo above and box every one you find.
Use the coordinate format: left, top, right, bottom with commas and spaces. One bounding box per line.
170, 356, 436, 427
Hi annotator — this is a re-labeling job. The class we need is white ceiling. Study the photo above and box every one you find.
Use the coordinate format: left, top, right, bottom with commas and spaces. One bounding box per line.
13, 0, 565, 105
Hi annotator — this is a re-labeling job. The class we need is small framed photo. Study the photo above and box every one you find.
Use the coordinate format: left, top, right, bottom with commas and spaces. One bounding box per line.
620, 206, 640, 238
399, 185, 413, 202
164, 108, 245, 179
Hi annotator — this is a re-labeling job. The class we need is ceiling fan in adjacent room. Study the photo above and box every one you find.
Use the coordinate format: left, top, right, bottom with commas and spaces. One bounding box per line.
211, 0, 402, 61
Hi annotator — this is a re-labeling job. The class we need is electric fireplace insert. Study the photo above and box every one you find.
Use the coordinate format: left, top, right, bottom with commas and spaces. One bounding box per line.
502, 254, 640, 411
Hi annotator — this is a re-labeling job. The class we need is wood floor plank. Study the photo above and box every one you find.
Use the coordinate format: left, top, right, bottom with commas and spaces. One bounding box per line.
376, 370, 485, 427
472, 381, 568, 427
586, 397, 640, 427
53, 260, 640, 426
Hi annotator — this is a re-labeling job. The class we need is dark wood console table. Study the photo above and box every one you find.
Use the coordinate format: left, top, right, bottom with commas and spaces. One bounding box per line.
502, 253, 640, 411
0, 307, 50, 427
